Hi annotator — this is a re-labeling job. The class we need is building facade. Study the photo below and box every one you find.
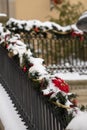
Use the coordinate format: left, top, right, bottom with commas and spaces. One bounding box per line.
0, 0, 87, 21
15, 0, 87, 21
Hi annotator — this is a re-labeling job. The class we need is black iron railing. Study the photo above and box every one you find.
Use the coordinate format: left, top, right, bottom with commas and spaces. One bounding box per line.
0, 46, 69, 130
21, 34, 87, 73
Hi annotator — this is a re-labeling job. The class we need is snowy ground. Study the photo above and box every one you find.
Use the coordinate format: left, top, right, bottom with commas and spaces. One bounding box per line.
55, 72, 87, 81
0, 83, 27, 130
60, 72, 87, 130
66, 110, 87, 130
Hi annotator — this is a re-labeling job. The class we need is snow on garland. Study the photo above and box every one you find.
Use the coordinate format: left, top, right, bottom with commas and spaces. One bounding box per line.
5, 18, 84, 40
0, 17, 84, 122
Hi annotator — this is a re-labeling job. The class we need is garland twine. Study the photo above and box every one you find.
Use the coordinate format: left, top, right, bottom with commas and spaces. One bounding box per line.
52, 101, 71, 109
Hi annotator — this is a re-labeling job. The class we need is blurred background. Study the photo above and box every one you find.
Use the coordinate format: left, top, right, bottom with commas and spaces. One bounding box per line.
0, 0, 87, 21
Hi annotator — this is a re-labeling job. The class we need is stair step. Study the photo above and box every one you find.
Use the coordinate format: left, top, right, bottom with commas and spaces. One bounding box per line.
71, 89, 87, 106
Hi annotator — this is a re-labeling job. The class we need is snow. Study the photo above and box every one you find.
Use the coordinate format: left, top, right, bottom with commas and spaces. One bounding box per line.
6, 18, 83, 33
0, 83, 27, 130
57, 72, 87, 130
0, 13, 7, 17
66, 110, 87, 130
71, 24, 83, 34
55, 72, 87, 81
78, 11, 87, 20
0, 13, 87, 130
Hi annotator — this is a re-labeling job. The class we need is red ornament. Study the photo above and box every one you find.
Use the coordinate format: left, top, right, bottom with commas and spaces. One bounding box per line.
70, 98, 78, 107
28, 63, 33, 67
72, 99, 78, 106
53, 0, 58, 4
80, 35, 84, 41
5, 34, 10, 42
52, 0, 62, 4
71, 31, 84, 41
23, 66, 27, 72
52, 77, 69, 93
5, 44, 9, 49
34, 27, 39, 33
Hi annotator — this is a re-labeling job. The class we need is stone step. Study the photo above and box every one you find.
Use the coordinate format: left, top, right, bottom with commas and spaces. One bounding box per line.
66, 80, 87, 106
78, 96, 87, 101
71, 89, 87, 96
70, 89, 87, 106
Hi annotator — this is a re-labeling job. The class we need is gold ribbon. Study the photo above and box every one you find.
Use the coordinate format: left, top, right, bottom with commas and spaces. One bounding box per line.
52, 101, 70, 109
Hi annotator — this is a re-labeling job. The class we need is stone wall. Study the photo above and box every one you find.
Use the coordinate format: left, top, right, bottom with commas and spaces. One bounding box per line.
66, 80, 87, 106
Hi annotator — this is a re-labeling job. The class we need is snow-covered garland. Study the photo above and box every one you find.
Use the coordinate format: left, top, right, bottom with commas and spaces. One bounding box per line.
5, 18, 84, 41
0, 19, 83, 120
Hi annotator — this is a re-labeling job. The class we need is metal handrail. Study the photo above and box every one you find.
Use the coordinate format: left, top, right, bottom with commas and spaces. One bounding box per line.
0, 46, 68, 130
21, 34, 87, 73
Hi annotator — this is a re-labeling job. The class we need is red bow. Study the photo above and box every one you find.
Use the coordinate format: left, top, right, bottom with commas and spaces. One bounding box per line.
52, 77, 69, 93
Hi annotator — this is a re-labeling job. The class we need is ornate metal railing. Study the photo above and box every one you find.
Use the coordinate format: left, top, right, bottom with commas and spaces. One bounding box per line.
0, 46, 69, 130
21, 34, 87, 73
